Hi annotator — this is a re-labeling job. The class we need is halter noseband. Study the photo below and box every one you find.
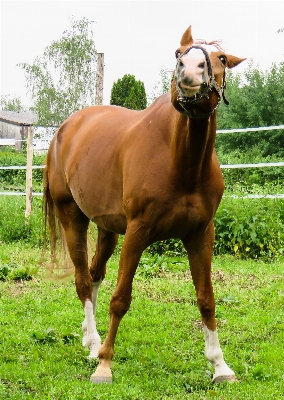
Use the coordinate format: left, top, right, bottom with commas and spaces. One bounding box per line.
174, 45, 229, 119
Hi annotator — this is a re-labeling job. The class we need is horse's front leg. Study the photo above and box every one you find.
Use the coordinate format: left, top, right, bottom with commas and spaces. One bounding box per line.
183, 221, 237, 383
90, 221, 148, 384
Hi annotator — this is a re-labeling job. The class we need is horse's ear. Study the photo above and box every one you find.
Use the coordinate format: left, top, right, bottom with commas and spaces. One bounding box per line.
180, 26, 194, 46
226, 55, 246, 69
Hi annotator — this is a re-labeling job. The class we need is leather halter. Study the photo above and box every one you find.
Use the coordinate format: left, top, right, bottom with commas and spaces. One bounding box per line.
173, 45, 229, 119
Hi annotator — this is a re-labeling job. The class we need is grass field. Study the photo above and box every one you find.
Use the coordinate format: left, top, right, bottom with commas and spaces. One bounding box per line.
0, 244, 284, 399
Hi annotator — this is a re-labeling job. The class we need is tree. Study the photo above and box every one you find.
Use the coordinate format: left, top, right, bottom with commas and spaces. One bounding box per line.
0, 95, 26, 112
148, 66, 171, 105
217, 60, 284, 129
18, 17, 97, 126
216, 60, 284, 159
110, 74, 147, 110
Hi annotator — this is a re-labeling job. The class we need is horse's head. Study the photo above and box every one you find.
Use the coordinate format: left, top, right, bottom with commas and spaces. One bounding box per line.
171, 26, 246, 118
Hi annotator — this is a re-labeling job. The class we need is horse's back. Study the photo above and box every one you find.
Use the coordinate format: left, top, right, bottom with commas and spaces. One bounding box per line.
46, 97, 172, 231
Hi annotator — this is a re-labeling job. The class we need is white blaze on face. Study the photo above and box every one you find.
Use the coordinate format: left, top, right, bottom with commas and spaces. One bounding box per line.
176, 44, 219, 97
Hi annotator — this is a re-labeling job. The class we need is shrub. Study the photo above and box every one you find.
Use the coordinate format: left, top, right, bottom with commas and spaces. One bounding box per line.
147, 197, 284, 261
214, 197, 284, 259
110, 74, 147, 110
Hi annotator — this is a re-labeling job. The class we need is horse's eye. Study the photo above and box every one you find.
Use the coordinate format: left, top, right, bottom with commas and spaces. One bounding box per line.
175, 49, 181, 59
219, 55, 227, 65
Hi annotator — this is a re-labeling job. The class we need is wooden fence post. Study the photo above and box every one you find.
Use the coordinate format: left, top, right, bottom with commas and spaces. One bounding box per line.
25, 125, 33, 217
95, 53, 104, 105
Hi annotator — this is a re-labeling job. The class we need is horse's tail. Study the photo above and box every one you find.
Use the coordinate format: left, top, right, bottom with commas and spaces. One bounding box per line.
43, 166, 57, 267
42, 167, 68, 273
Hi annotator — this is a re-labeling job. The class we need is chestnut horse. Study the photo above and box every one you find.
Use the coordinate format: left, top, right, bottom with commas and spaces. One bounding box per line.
43, 26, 245, 384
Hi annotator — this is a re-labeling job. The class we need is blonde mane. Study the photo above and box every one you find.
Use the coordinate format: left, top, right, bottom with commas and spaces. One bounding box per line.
194, 39, 224, 52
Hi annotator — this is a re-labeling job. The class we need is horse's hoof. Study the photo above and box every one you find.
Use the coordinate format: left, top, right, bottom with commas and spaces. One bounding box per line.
90, 365, 112, 384
213, 374, 239, 383
90, 374, 112, 384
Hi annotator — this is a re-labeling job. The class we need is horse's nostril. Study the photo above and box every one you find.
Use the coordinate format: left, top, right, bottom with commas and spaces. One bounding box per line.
183, 76, 192, 86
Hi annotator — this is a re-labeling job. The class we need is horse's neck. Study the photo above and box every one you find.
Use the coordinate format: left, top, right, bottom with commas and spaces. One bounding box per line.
170, 112, 217, 190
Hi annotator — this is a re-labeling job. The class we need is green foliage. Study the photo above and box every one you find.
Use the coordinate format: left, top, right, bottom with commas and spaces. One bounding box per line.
214, 197, 284, 259
0, 262, 35, 281
18, 17, 97, 126
216, 129, 284, 190
146, 197, 284, 261
137, 252, 186, 279
218, 60, 284, 129
215, 62, 284, 188
148, 239, 185, 256
0, 196, 43, 247
0, 147, 45, 192
216, 129, 284, 159
148, 66, 171, 104
110, 74, 147, 110
0, 95, 27, 112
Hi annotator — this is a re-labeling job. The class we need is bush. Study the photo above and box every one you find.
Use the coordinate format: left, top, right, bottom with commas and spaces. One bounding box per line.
110, 74, 147, 110
147, 197, 284, 261
214, 197, 284, 259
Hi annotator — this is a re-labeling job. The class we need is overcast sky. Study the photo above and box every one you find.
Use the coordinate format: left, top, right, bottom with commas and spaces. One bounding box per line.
1, 0, 284, 106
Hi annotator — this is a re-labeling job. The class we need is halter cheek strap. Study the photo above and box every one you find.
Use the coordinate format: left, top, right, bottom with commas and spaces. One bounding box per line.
174, 45, 229, 118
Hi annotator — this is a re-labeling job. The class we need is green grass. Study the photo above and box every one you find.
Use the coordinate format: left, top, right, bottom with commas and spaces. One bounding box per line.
0, 247, 284, 399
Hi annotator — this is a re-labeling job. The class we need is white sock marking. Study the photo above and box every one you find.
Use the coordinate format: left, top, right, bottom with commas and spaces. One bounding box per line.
203, 325, 235, 380
82, 281, 102, 358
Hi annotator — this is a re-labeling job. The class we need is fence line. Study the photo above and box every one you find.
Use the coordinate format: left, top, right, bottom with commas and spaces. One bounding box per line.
223, 194, 284, 199
217, 124, 284, 134
2, 161, 284, 171
1, 124, 284, 200
220, 162, 284, 169
0, 191, 43, 196
0, 165, 45, 170
3, 192, 284, 199
1, 162, 284, 199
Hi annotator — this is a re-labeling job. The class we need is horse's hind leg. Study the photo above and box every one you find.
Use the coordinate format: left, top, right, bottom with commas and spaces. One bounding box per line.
54, 200, 101, 358
82, 227, 118, 357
